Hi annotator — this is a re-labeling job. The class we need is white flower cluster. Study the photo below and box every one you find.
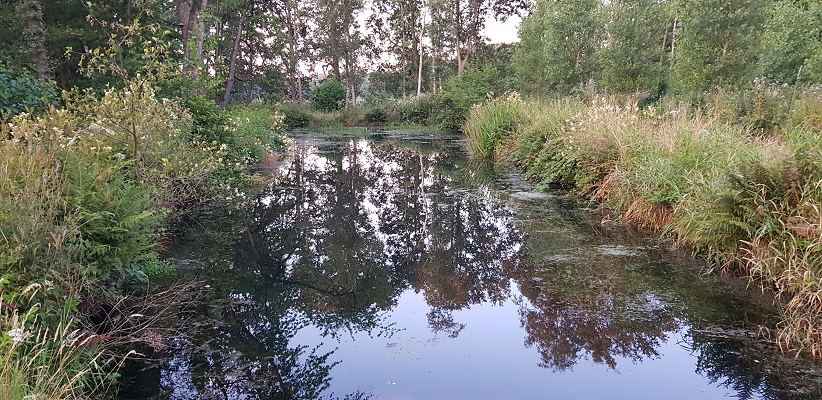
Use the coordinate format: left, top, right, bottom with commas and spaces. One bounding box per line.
7, 328, 26, 343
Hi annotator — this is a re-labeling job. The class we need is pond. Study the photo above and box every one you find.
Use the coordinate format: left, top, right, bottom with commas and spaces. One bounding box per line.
119, 130, 822, 400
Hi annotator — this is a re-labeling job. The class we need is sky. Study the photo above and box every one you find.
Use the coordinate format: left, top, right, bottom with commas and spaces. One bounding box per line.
483, 15, 522, 44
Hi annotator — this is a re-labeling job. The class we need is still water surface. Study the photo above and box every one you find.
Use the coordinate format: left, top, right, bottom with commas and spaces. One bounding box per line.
120, 131, 822, 399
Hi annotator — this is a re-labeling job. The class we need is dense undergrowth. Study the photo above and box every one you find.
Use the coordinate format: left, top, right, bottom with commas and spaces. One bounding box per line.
0, 78, 285, 398
275, 67, 503, 131
464, 83, 822, 356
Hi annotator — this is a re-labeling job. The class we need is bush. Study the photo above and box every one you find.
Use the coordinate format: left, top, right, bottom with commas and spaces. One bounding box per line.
0, 67, 60, 117
435, 66, 499, 131
395, 94, 437, 125
364, 107, 389, 124
183, 95, 231, 143
310, 79, 346, 112
225, 105, 286, 165
64, 154, 163, 288
277, 102, 312, 129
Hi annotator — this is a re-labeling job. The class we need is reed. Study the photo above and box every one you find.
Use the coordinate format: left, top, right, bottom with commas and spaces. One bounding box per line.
463, 92, 527, 159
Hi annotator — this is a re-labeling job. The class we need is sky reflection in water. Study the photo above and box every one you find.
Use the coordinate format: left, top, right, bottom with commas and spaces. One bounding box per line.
122, 132, 821, 400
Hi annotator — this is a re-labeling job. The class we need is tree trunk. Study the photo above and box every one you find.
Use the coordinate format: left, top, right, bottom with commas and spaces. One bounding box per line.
176, 0, 196, 61
670, 17, 677, 68
195, 0, 209, 61
285, 0, 301, 101
417, 6, 425, 96
221, 0, 249, 108
21, 0, 49, 80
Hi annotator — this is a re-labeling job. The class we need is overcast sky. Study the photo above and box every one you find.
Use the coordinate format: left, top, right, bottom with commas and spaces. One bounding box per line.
483, 15, 521, 44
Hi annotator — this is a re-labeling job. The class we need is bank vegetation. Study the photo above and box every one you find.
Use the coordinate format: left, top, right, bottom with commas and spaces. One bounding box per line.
464, 84, 822, 356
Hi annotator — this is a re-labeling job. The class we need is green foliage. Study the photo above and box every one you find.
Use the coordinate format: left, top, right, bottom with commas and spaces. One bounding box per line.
395, 94, 437, 125
671, 0, 766, 90
759, 0, 822, 84
512, 0, 601, 95
310, 79, 346, 112
463, 92, 527, 159
363, 106, 389, 124
277, 103, 313, 129
225, 105, 286, 165
64, 155, 162, 289
137, 256, 177, 280
505, 98, 611, 192
0, 67, 60, 117
435, 65, 499, 131
184, 95, 231, 143
599, 0, 669, 92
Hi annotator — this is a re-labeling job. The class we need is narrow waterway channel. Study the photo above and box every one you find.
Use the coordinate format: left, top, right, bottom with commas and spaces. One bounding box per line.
119, 130, 822, 400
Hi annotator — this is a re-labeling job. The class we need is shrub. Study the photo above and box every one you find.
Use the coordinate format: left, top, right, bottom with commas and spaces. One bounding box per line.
0, 67, 60, 118
225, 105, 286, 165
310, 79, 346, 112
277, 103, 312, 129
395, 94, 436, 125
183, 95, 231, 143
364, 107, 388, 124
435, 66, 499, 131
64, 154, 163, 288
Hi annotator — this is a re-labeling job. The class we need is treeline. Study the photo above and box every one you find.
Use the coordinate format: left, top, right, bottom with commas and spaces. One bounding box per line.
0, 0, 529, 110
3, 0, 820, 112
513, 0, 821, 95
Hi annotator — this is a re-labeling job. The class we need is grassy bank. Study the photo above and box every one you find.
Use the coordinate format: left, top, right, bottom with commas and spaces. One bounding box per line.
0, 78, 285, 398
464, 85, 822, 356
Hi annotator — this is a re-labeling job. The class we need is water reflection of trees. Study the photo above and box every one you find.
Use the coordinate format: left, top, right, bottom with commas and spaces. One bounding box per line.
130, 136, 822, 400
512, 259, 677, 371
240, 139, 523, 338
138, 138, 523, 398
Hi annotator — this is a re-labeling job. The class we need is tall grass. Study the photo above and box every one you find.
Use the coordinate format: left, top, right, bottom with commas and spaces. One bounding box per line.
477, 87, 822, 356
0, 286, 119, 399
463, 92, 527, 159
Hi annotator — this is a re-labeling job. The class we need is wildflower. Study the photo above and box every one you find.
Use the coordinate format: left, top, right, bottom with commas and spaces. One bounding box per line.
8, 328, 26, 343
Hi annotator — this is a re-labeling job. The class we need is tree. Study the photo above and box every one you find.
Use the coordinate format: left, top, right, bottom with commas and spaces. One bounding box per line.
429, 0, 489, 77
759, 0, 822, 84
220, 0, 250, 108
512, 0, 601, 94
671, 0, 766, 90
19, 0, 49, 79
310, 78, 345, 111
273, 0, 312, 101
368, 0, 425, 98
311, 0, 364, 106
600, 0, 671, 92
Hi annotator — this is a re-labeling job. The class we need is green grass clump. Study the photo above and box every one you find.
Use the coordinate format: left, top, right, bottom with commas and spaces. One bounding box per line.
463, 92, 527, 159
1, 291, 116, 399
